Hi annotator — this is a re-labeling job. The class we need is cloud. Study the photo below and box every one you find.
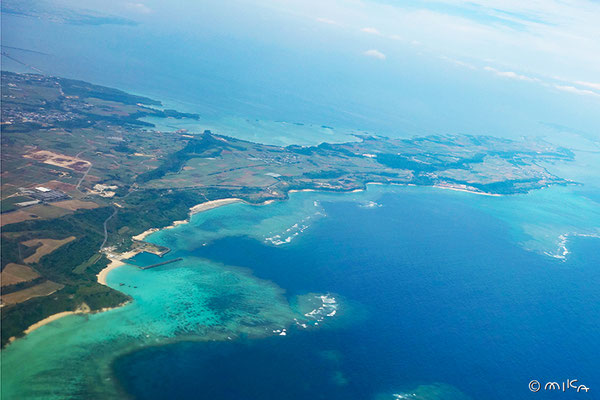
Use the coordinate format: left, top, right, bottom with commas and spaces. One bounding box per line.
364, 49, 386, 60
126, 3, 152, 14
316, 17, 340, 26
291, 0, 600, 91
361, 27, 381, 35
440, 56, 476, 70
554, 84, 600, 97
482, 66, 600, 98
484, 66, 538, 82
573, 81, 600, 91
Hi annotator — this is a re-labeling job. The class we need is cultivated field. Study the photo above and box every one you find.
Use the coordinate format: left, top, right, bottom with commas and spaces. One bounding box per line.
52, 199, 100, 211
1, 281, 65, 305
1, 264, 40, 286
22, 236, 76, 263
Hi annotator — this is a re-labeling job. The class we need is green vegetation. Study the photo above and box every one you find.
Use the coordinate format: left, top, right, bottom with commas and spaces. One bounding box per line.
58, 77, 161, 106
1, 196, 34, 213
1, 277, 45, 295
73, 253, 102, 274
136, 132, 242, 183
1, 207, 131, 340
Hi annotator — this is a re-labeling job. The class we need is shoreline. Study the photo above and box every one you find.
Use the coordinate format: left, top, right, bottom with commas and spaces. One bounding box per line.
126, 185, 499, 266
96, 198, 246, 286
433, 184, 502, 197
10, 184, 502, 345
288, 189, 316, 194
130, 199, 244, 242
97, 249, 144, 286
97, 259, 126, 286
189, 198, 242, 214
131, 228, 159, 241
23, 311, 82, 335
10, 301, 128, 343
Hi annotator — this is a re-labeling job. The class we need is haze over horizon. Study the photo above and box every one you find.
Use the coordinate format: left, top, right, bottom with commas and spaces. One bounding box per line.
3, 0, 599, 143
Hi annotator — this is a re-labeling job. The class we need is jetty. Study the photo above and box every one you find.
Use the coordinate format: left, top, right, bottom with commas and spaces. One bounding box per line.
140, 257, 183, 270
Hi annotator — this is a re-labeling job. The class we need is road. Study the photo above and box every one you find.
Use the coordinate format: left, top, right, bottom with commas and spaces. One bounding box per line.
100, 207, 117, 251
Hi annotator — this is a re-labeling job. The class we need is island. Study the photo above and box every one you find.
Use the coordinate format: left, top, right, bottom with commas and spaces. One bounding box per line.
0, 71, 574, 346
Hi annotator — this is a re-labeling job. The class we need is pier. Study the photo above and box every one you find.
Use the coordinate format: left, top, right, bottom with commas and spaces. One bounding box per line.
139, 257, 183, 270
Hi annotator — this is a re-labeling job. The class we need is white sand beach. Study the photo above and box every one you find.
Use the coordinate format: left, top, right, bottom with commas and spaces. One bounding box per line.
132, 228, 159, 241
433, 184, 502, 197
189, 198, 242, 214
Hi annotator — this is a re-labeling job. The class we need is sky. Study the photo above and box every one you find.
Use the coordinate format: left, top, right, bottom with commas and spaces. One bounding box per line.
25, 0, 598, 98
263, 0, 600, 98
93, 0, 600, 99
3, 0, 599, 141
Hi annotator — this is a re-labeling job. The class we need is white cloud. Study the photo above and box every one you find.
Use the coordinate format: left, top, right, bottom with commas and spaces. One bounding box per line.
361, 27, 381, 35
126, 2, 152, 14
282, 0, 600, 88
481, 66, 600, 98
574, 81, 600, 91
316, 17, 340, 26
364, 49, 386, 60
484, 66, 539, 82
440, 56, 476, 70
554, 84, 600, 97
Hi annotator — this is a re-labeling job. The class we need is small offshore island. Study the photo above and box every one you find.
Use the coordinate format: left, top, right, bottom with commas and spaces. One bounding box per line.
0, 71, 576, 346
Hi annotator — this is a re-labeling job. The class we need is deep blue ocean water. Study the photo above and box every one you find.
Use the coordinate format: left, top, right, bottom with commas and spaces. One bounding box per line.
113, 192, 600, 399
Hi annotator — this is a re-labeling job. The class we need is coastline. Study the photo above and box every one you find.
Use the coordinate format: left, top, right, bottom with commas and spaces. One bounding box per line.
10, 301, 128, 343
189, 198, 242, 214
433, 184, 502, 197
23, 311, 83, 335
288, 189, 316, 194
96, 198, 245, 286
131, 228, 159, 241
97, 257, 128, 286
96, 248, 145, 287
10, 185, 501, 345
130, 199, 243, 242
127, 186, 499, 264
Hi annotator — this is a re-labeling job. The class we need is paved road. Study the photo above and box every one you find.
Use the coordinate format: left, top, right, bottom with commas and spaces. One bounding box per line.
100, 207, 117, 251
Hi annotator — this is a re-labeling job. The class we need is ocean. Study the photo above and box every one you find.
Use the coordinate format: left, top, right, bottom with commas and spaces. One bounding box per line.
2, 185, 598, 399
112, 186, 600, 400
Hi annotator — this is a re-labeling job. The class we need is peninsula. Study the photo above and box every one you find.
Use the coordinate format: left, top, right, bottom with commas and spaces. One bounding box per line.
0, 71, 575, 345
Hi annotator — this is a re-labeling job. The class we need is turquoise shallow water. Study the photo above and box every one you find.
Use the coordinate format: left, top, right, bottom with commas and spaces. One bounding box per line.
1, 254, 302, 398
2, 184, 599, 399
139, 115, 361, 147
